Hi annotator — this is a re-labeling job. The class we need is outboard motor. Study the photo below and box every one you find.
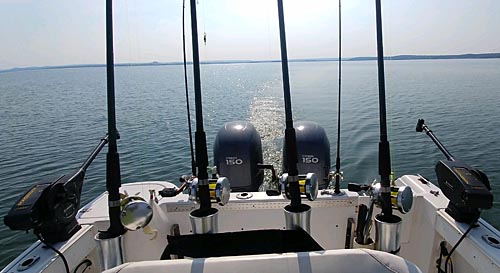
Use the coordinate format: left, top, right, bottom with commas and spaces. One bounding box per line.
214, 121, 264, 192
283, 121, 330, 188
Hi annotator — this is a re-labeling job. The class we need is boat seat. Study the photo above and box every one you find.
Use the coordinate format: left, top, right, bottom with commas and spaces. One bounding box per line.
103, 249, 422, 273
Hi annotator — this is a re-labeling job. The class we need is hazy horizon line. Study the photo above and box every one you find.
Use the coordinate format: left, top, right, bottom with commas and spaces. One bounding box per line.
1, 52, 499, 74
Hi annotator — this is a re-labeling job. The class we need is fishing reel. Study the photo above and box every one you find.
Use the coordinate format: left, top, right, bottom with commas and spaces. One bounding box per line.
189, 177, 231, 206
348, 181, 413, 214
373, 183, 413, 214
281, 173, 318, 201
119, 195, 153, 231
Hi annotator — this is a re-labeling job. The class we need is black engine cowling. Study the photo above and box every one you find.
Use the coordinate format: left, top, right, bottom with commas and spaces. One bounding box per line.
283, 121, 331, 188
214, 121, 264, 192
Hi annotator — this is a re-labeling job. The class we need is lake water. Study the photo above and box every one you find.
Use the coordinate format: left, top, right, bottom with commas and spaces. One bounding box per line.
1, 59, 499, 268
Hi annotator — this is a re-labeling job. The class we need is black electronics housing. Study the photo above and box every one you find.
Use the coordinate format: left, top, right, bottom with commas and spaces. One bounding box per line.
4, 171, 85, 243
4, 136, 108, 243
436, 160, 492, 222
417, 119, 493, 223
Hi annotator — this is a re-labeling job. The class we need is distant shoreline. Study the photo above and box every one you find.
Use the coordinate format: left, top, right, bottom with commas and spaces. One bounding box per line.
1, 52, 499, 74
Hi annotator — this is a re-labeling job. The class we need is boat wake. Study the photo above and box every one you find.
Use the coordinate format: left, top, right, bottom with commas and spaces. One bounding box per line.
249, 86, 284, 190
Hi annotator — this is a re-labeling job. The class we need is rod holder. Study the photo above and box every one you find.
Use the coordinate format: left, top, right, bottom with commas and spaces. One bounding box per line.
284, 204, 312, 233
189, 208, 219, 234
374, 214, 402, 254
353, 238, 375, 249
94, 234, 124, 271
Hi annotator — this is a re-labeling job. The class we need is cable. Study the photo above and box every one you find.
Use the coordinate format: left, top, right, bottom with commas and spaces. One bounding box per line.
73, 259, 92, 273
437, 220, 477, 273
36, 234, 70, 273
444, 220, 476, 273
436, 241, 449, 273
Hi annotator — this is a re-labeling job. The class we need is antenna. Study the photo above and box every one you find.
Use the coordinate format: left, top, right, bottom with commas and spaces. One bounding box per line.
333, 0, 343, 194
101, 0, 125, 238
189, 0, 211, 210
277, 0, 301, 208
375, 0, 392, 217
182, 0, 196, 175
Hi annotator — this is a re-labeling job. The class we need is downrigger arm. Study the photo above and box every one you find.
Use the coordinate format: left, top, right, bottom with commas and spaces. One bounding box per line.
416, 119, 493, 222
4, 135, 109, 242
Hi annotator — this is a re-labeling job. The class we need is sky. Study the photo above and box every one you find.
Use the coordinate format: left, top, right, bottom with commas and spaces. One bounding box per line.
0, 0, 499, 70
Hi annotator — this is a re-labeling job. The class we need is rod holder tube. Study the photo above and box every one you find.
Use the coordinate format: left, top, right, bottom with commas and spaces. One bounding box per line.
284, 204, 312, 233
374, 214, 402, 254
95, 234, 125, 270
353, 239, 375, 249
189, 208, 219, 234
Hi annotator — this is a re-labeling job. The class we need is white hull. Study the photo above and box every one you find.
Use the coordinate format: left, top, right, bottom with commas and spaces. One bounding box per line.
3, 175, 500, 273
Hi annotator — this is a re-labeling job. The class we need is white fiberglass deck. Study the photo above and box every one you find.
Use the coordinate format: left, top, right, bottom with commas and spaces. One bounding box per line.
2, 175, 500, 273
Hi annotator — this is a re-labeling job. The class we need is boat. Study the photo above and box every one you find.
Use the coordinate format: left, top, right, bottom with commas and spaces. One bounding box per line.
2, 0, 500, 273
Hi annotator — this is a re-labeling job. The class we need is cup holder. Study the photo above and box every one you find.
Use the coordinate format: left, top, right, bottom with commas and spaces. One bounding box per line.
17, 256, 40, 271
482, 235, 500, 249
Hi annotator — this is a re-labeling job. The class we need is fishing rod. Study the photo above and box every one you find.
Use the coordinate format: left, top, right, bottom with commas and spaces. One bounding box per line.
333, 0, 342, 194
277, 0, 301, 208
182, 0, 196, 175
189, 0, 211, 211
375, 0, 392, 217
101, 0, 125, 238
4, 0, 126, 243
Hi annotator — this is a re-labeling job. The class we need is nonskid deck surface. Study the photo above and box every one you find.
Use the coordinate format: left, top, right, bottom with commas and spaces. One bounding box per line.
3, 175, 500, 273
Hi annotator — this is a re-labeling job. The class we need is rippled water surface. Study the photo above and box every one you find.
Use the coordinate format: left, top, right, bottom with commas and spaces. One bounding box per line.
1, 59, 499, 268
